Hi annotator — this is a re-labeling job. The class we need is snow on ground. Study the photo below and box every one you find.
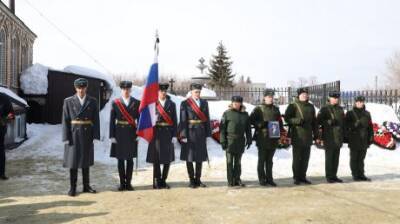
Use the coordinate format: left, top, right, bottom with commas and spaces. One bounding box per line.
0, 87, 28, 106
366, 103, 400, 124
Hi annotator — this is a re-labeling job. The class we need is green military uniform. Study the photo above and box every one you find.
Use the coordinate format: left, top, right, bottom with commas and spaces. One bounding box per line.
317, 92, 345, 182
250, 101, 283, 186
220, 96, 252, 187
345, 96, 373, 181
284, 88, 318, 184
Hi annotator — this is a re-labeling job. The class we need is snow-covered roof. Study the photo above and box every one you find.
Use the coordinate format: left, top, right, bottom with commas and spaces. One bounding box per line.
20, 63, 49, 95
20, 63, 116, 95
64, 65, 115, 89
0, 87, 28, 106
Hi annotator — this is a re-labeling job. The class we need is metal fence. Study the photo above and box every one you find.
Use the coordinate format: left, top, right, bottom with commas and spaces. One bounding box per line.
341, 89, 400, 117
173, 80, 341, 107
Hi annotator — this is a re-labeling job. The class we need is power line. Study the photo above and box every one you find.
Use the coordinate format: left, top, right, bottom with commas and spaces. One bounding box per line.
21, 0, 112, 74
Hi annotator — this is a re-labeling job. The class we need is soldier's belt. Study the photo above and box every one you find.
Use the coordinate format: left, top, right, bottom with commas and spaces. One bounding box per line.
71, 120, 93, 125
115, 120, 130, 125
156, 122, 172, 127
188, 120, 204, 124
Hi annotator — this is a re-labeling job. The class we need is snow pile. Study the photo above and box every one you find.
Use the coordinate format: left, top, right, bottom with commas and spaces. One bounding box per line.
20, 63, 49, 95
64, 65, 115, 89
366, 103, 400, 124
208, 100, 255, 120
186, 87, 217, 98
0, 87, 28, 106
19, 64, 115, 95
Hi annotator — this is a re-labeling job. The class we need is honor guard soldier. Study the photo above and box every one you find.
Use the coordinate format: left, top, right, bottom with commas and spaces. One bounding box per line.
284, 87, 318, 185
317, 91, 345, 183
220, 96, 252, 187
109, 81, 140, 191
0, 92, 14, 180
146, 83, 177, 189
250, 89, 284, 187
179, 83, 212, 188
345, 96, 374, 182
62, 78, 100, 197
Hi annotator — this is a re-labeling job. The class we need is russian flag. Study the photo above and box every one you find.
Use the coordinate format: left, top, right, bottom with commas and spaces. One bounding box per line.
137, 34, 160, 142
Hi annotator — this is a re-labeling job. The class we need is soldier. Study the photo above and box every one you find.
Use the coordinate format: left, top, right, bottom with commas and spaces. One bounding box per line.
62, 78, 100, 197
250, 89, 284, 187
284, 87, 318, 185
109, 81, 140, 191
0, 92, 14, 180
146, 83, 177, 189
179, 83, 212, 188
317, 91, 345, 183
345, 96, 373, 182
220, 96, 252, 187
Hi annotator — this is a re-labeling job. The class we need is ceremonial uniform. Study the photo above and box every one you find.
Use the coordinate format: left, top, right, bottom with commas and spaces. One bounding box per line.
179, 83, 211, 188
110, 81, 140, 191
62, 78, 100, 196
146, 83, 177, 189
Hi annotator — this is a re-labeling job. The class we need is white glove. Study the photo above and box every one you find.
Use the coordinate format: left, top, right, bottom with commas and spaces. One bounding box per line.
206, 137, 214, 145
136, 137, 141, 141
110, 138, 117, 143
63, 141, 70, 145
172, 137, 178, 144
181, 138, 188, 143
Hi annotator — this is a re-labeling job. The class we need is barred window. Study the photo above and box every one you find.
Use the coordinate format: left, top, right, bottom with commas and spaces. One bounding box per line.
0, 30, 5, 86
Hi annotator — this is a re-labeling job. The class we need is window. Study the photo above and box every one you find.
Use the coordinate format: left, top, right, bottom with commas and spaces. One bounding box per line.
0, 30, 5, 86
11, 36, 20, 87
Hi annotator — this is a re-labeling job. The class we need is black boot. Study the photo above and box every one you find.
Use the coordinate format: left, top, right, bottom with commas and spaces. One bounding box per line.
161, 164, 171, 189
68, 169, 78, 197
118, 160, 126, 191
266, 179, 277, 187
187, 162, 196, 188
125, 159, 134, 191
195, 162, 206, 188
153, 163, 161, 189
82, 168, 96, 193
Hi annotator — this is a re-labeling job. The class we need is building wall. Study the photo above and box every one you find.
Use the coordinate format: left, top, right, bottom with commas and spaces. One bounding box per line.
0, 3, 36, 92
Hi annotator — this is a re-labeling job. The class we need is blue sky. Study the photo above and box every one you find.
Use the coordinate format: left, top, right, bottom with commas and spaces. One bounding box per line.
9, 0, 400, 90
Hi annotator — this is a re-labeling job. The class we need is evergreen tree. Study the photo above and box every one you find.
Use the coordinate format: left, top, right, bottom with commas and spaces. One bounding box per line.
207, 42, 235, 88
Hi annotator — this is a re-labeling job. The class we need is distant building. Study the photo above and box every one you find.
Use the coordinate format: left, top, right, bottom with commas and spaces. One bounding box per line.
0, 0, 36, 148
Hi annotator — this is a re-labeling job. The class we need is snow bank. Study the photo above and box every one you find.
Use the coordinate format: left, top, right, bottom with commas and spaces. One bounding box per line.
208, 100, 255, 120
20, 63, 49, 95
0, 87, 27, 106
186, 87, 217, 98
366, 103, 400, 124
64, 65, 115, 89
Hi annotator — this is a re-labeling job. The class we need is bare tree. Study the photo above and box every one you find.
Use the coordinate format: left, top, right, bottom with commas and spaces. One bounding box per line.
385, 52, 400, 89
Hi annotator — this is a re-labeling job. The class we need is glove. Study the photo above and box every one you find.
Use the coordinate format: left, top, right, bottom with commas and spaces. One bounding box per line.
246, 141, 252, 149
221, 142, 227, 150
328, 119, 338, 126
110, 138, 117, 143
63, 140, 70, 145
136, 137, 141, 141
181, 138, 188, 143
206, 137, 214, 145
172, 137, 178, 144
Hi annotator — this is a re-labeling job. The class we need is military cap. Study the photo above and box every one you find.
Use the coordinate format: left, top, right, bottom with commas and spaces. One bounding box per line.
231, 95, 243, 103
159, 83, 169, 91
190, 83, 203, 90
74, 78, 88, 88
328, 91, 341, 98
297, 87, 309, 96
119, 80, 133, 89
263, 88, 275, 97
354, 95, 366, 102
